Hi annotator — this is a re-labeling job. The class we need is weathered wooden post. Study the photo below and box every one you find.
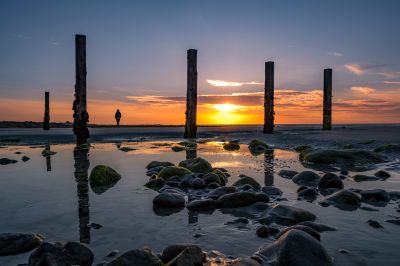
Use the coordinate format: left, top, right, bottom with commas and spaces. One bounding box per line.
184, 49, 197, 139
323, 68, 332, 130
263, 61, 274, 134
43, 91, 50, 130
73, 34, 90, 145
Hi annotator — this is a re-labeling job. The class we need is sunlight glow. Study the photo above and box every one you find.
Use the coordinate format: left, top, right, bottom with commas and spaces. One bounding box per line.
211, 103, 245, 111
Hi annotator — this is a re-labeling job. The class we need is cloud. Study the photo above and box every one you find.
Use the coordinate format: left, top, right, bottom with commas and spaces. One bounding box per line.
206, 80, 263, 87
350, 86, 376, 95
344, 63, 387, 75
377, 72, 400, 79
327, 51, 344, 57
383, 81, 400, 84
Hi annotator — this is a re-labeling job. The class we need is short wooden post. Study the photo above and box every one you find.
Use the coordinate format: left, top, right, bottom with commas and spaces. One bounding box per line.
184, 49, 197, 139
73, 34, 90, 144
263, 61, 274, 134
43, 91, 50, 130
323, 68, 332, 130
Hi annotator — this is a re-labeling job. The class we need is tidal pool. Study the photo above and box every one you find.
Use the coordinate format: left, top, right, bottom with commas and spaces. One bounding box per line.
1, 140, 400, 265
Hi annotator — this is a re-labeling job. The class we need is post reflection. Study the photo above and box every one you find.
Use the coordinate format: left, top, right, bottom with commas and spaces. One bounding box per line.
264, 149, 274, 186
44, 143, 51, 171
185, 146, 197, 160
73, 147, 91, 244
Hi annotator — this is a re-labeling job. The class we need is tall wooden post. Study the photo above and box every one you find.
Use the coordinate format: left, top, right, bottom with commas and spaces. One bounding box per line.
263, 61, 274, 134
184, 49, 197, 139
43, 91, 50, 130
73, 34, 90, 144
323, 68, 332, 130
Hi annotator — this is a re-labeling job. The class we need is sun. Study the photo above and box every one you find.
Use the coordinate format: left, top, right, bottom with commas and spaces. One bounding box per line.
212, 103, 244, 112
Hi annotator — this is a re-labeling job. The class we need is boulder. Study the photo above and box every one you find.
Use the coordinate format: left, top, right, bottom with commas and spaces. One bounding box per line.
29, 241, 93, 266
171, 146, 185, 152
146, 161, 174, 170
186, 199, 217, 211
145, 179, 164, 190
254, 229, 333, 266
203, 172, 223, 185
165, 245, 204, 266
278, 169, 298, 179
206, 186, 236, 199
276, 225, 320, 240
292, 171, 320, 187
106, 248, 163, 266
353, 174, 379, 182
248, 140, 269, 155
223, 141, 240, 151
266, 204, 316, 225
320, 189, 361, 210
301, 149, 382, 166
0, 158, 18, 165
189, 178, 207, 189
0, 233, 44, 256
374, 170, 391, 179
89, 165, 121, 194
318, 173, 343, 189
22, 156, 30, 162
360, 189, 390, 202
160, 244, 200, 263
217, 192, 269, 208
298, 221, 336, 232
256, 226, 279, 238
262, 186, 283, 197
153, 192, 185, 208
233, 175, 261, 191
178, 157, 212, 174
158, 166, 192, 180
297, 187, 318, 200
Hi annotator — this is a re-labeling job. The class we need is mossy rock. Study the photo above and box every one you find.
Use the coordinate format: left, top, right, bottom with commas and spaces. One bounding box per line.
320, 189, 361, 211
171, 146, 186, 152
146, 161, 174, 170
374, 144, 400, 153
119, 147, 137, 152
89, 165, 121, 194
223, 141, 240, 151
177, 141, 197, 148
294, 145, 312, 153
41, 149, 57, 157
157, 166, 192, 180
76, 143, 90, 150
178, 157, 212, 174
301, 149, 382, 165
233, 175, 261, 190
248, 139, 269, 155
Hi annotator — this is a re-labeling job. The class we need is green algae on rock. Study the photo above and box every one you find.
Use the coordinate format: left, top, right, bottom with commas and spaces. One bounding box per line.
89, 165, 121, 194
178, 157, 212, 173
157, 166, 192, 180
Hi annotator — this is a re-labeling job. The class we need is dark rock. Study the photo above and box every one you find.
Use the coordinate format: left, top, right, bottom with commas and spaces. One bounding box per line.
256, 226, 279, 238
186, 199, 217, 211
0, 158, 18, 165
107, 250, 119, 257
203, 172, 223, 185
145, 179, 164, 190
41, 149, 57, 157
385, 219, 400, 225
106, 248, 163, 266
301, 149, 382, 166
230, 257, 262, 266
207, 182, 220, 189
160, 244, 200, 263
360, 189, 390, 202
248, 140, 269, 155
29, 241, 93, 266
298, 221, 337, 232
353, 174, 380, 182
225, 217, 249, 227
374, 170, 391, 179
262, 186, 283, 196
22, 156, 30, 162
223, 141, 240, 151
298, 187, 318, 200
217, 192, 269, 208
254, 229, 332, 266
374, 144, 400, 153
389, 191, 400, 201
278, 169, 298, 179
233, 175, 261, 191
89, 165, 121, 194
0, 233, 44, 256
266, 204, 316, 225
171, 146, 185, 152
292, 171, 320, 187
178, 157, 212, 173
167, 245, 205, 266
320, 189, 361, 211
189, 177, 206, 189
294, 145, 312, 153
146, 161, 174, 170
367, 220, 383, 228
206, 186, 236, 199
153, 192, 185, 208
318, 173, 343, 189
276, 225, 320, 240
158, 166, 192, 181
340, 170, 349, 175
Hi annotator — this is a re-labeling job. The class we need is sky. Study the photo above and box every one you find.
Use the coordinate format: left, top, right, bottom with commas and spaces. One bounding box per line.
0, 0, 399, 125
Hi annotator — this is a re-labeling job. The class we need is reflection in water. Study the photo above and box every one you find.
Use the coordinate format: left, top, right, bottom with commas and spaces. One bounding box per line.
45, 143, 51, 172
264, 149, 274, 186
186, 147, 197, 160
73, 147, 91, 244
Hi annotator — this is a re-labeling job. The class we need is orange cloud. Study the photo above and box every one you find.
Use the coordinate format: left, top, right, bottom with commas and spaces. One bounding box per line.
206, 80, 263, 87
351, 86, 376, 95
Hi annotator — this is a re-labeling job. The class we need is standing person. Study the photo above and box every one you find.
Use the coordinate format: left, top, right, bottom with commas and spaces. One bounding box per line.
115, 109, 122, 127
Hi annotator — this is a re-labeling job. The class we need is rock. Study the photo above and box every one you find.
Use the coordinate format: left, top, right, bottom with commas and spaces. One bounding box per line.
153, 192, 185, 208
353, 174, 380, 182
88, 223, 103, 229
41, 149, 57, 157
360, 206, 379, 212
145, 179, 164, 190
206, 186, 237, 199
276, 225, 320, 240
217, 192, 269, 208
233, 175, 261, 191
22, 156, 30, 162
166, 245, 205, 266
266, 204, 316, 225
0, 158, 18, 165
171, 146, 185, 152
207, 182, 220, 189
278, 169, 298, 179
318, 173, 343, 189
385, 219, 400, 225
0, 233, 44, 256
256, 226, 279, 238
186, 199, 217, 211
106, 248, 163, 266
203, 172, 223, 185
158, 166, 192, 180
248, 140, 269, 155
360, 189, 390, 202
230, 257, 262, 266
223, 141, 240, 151
320, 189, 361, 210
254, 229, 332, 266
178, 141, 197, 148
178, 157, 212, 173
389, 191, 400, 201
146, 161, 174, 170
262, 186, 283, 196
367, 220, 383, 228
189, 177, 206, 189
298, 221, 336, 232
29, 241, 93, 266
160, 244, 200, 263
294, 145, 312, 153
374, 144, 400, 153
107, 250, 119, 257
119, 147, 136, 152
301, 149, 382, 166
292, 171, 320, 187
225, 217, 249, 228
297, 187, 318, 200
374, 170, 391, 179
89, 165, 121, 194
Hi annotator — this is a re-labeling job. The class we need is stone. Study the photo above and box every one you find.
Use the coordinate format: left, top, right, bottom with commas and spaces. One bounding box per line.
298, 221, 336, 232
353, 175, 380, 182
28, 241, 93, 266
262, 186, 283, 196
248, 139, 269, 155
276, 225, 320, 240
0, 233, 44, 256
89, 165, 121, 194
153, 192, 185, 208
41, 149, 57, 157
367, 220, 383, 228
292, 171, 320, 187
223, 141, 240, 151
385, 219, 400, 225
233, 175, 261, 191
145, 179, 164, 190
206, 186, 237, 199
22, 156, 30, 162
374, 144, 400, 153
374, 170, 391, 179
256, 226, 279, 238
186, 199, 217, 211
230, 257, 262, 266
266, 204, 316, 225
189, 177, 206, 189
203, 172, 223, 185
167, 245, 205, 266
320, 189, 361, 210
254, 229, 332, 266
146, 161, 174, 170
158, 166, 192, 180
207, 182, 220, 189
178, 157, 212, 173
0, 158, 18, 165
297, 187, 318, 199
119, 147, 136, 152
301, 149, 382, 165
360, 189, 390, 202
106, 248, 163, 266
217, 192, 269, 208
318, 173, 343, 189
278, 169, 298, 179
160, 244, 200, 263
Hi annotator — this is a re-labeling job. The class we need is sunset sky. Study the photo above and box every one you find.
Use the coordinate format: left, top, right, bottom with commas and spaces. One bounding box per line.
0, 0, 399, 125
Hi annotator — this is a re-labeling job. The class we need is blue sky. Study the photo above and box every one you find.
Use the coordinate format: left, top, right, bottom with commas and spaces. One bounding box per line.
0, 0, 399, 124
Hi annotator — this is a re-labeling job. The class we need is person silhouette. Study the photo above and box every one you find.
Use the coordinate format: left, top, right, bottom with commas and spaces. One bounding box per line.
115, 109, 122, 127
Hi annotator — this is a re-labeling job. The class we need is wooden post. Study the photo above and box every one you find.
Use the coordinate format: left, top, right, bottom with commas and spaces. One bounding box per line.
184, 49, 197, 139
263, 61, 274, 134
43, 91, 50, 130
323, 68, 332, 130
73, 34, 90, 144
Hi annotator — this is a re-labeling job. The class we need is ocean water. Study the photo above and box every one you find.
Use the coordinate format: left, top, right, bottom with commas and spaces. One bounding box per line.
1, 138, 400, 265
